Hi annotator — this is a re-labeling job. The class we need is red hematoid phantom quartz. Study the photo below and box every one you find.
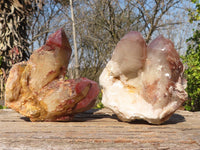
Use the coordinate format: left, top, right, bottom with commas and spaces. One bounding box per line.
5, 29, 99, 121
100, 31, 187, 124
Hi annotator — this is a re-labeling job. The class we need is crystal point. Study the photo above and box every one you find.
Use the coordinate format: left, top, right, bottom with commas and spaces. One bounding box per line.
100, 32, 187, 124
5, 29, 99, 121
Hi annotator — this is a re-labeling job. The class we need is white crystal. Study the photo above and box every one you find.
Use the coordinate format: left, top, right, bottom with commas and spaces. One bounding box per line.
100, 32, 187, 124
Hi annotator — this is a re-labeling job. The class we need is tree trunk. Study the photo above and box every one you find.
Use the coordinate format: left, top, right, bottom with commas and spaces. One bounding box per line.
0, 0, 34, 103
70, 0, 79, 78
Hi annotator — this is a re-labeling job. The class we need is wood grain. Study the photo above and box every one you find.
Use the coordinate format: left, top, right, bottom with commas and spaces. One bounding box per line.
0, 108, 200, 149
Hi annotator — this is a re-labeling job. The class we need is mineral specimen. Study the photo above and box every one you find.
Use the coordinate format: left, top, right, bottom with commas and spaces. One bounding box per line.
5, 29, 99, 121
99, 31, 187, 124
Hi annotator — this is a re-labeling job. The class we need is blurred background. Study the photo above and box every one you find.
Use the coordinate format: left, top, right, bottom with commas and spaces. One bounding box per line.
0, 0, 199, 110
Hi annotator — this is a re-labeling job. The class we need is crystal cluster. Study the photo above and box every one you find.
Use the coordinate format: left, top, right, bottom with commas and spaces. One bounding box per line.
5, 29, 99, 121
100, 31, 187, 124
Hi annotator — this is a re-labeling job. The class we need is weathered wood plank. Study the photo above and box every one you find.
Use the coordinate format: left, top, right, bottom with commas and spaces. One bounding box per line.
0, 108, 200, 149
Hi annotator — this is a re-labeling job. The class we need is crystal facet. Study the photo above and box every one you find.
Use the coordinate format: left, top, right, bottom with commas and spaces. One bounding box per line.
5, 29, 99, 121
100, 32, 187, 124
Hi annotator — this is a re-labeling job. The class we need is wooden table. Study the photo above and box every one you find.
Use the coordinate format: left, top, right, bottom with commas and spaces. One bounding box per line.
0, 108, 200, 149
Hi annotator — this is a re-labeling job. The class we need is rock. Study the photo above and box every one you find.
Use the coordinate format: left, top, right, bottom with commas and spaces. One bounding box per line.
5, 29, 99, 122
99, 32, 187, 124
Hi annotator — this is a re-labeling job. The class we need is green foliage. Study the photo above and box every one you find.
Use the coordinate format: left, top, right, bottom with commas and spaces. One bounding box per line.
188, 0, 200, 22
94, 92, 104, 109
96, 92, 104, 109
0, 105, 7, 109
96, 101, 104, 109
183, 4, 200, 111
97, 91, 102, 100
183, 47, 200, 111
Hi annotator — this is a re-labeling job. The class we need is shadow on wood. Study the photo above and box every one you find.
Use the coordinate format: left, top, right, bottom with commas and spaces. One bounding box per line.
0, 108, 200, 149
162, 113, 185, 125
19, 109, 185, 125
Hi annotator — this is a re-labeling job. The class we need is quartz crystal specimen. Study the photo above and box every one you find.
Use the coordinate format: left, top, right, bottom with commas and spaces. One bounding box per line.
99, 31, 187, 124
5, 29, 99, 121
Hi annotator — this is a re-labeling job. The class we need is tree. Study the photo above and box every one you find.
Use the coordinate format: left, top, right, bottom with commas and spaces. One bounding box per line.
183, 0, 200, 111
28, 0, 65, 51
70, 0, 79, 78
0, 0, 194, 102
0, 0, 43, 101
131, 0, 183, 43
21, 0, 190, 82
62, 0, 184, 81
0, 0, 71, 103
